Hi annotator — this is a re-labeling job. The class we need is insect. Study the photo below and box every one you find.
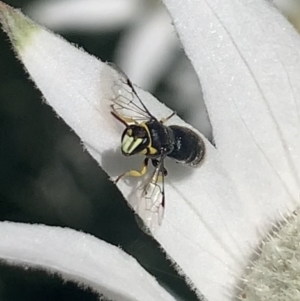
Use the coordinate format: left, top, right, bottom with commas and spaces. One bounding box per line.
109, 64, 205, 232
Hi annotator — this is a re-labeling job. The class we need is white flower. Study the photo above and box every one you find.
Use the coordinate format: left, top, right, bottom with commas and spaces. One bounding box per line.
25, 0, 179, 90
0, 1, 300, 301
25, 0, 210, 136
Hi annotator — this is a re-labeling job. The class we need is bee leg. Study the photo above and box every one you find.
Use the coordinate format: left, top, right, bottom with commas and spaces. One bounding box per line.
159, 111, 176, 124
110, 106, 139, 126
151, 159, 168, 176
113, 158, 149, 184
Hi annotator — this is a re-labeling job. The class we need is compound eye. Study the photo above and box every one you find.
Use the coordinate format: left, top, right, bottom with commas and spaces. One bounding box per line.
134, 127, 147, 139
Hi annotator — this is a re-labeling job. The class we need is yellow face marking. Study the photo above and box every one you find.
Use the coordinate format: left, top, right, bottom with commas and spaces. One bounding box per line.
122, 134, 143, 154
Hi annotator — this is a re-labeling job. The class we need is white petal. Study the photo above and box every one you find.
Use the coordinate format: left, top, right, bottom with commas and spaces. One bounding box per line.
115, 8, 178, 90
0, 222, 176, 301
162, 1, 300, 224
0, 3, 259, 301
26, 0, 140, 31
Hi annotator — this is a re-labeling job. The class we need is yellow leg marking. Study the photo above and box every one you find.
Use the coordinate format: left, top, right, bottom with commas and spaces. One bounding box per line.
160, 111, 176, 124
111, 106, 138, 125
113, 158, 149, 184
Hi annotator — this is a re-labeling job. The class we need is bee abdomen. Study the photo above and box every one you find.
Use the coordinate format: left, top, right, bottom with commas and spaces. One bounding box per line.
168, 125, 205, 167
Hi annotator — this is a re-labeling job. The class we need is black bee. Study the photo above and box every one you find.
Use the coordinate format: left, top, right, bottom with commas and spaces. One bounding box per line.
110, 64, 205, 231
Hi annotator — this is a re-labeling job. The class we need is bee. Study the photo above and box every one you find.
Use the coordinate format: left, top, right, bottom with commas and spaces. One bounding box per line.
109, 64, 205, 232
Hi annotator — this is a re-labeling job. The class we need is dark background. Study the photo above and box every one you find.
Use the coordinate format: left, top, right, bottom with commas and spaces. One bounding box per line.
0, 0, 205, 300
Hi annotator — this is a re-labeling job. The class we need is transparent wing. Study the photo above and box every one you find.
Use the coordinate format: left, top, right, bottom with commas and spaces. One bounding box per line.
135, 159, 165, 233
109, 63, 155, 122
